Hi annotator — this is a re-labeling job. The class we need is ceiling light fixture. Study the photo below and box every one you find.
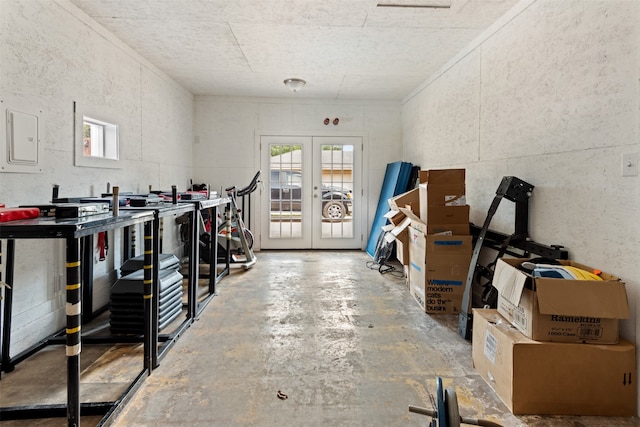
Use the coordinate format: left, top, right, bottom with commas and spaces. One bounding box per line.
284, 78, 306, 92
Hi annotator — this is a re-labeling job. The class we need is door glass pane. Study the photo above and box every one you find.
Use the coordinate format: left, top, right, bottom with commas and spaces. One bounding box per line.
320, 144, 354, 239
269, 143, 303, 238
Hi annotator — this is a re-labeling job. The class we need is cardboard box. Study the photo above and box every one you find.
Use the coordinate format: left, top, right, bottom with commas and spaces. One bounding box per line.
425, 235, 472, 255
388, 187, 419, 212
386, 217, 411, 266
383, 209, 406, 226
419, 182, 466, 208
419, 168, 465, 185
427, 223, 470, 235
492, 258, 629, 344
408, 258, 466, 314
399, 198, 469, 229
418, 170, 466, 220
472, 309, 636, 416
400, 207, 469, 236
396, 238, 408, 265
421, 204, 469, 226
407, 224, 471, 314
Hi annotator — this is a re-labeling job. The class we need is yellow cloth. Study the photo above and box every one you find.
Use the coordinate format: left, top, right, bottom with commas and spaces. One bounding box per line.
563, 265, 603, 281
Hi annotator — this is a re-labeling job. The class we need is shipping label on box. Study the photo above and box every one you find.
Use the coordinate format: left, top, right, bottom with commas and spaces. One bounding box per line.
493, 258, 629, 344
472, 309, 637, 416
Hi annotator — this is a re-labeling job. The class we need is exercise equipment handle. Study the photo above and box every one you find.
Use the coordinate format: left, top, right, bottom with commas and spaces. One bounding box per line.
409, 405, 504, 427
236, 170, 261, 197
408, 405, 436, 417
470, 419, 503, 427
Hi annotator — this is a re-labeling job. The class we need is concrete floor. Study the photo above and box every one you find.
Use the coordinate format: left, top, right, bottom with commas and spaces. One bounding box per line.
2, 250, 640, 426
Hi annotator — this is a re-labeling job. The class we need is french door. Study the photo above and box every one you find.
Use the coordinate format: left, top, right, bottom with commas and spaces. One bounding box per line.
260, 135, 362, 250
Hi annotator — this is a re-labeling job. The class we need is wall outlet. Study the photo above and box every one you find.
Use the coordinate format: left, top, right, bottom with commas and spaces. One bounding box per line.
622, 153, 638, 177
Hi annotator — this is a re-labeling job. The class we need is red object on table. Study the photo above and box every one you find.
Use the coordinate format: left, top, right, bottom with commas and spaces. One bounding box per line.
0, 207, 41, 222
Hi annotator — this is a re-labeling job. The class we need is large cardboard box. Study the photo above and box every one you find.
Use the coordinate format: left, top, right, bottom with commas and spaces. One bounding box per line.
419, 168, 465, 185
418, 169, 467, 217
421, 204, 469, 225
472, 309, 636, 416
400, 207, 469, 235
401, 201, 469, 236
492, 258, 629, 344
407, 222, 472, 314
427, 223, 470, 235
419, 182, 466, 208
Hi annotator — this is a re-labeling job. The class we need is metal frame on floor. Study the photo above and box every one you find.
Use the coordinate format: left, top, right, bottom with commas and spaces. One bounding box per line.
457, 176, 569, 341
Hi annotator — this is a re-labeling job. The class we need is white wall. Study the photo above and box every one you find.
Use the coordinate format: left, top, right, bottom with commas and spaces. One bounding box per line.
0, 0, 194, 354
403, 0, 640, 398
6, 0, 637, 406
193, 96, 403, 247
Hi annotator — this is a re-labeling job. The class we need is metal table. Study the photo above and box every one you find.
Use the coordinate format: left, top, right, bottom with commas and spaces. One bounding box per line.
120, 202, 197, 368
182, 197, 231, 315
0, 210, 155, 426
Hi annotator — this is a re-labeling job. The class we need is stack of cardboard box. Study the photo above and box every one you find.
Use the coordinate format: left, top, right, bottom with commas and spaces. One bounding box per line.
398, 169, 472, 314
472, 259, 635, 416
383, 186, 420, 269
382, 172, 637, 416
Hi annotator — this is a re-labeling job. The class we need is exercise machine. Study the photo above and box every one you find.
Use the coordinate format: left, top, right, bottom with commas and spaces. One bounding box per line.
215, 172, 260, 270
457, 176, 568, 340
409, 377, 503, 427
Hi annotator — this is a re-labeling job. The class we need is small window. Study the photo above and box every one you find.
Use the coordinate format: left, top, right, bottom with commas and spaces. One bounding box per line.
83, 117, 118, 160
74, 103, 120, 169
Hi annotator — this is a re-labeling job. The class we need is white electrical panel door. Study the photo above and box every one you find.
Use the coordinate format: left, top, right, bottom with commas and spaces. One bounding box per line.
7, 109, 39, 165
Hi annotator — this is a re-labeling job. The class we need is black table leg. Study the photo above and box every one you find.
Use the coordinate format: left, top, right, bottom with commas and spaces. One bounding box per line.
65, 237, 81, 426
151, 216, 160, 369
0, 240, 16, 374
143, 221, 153, 373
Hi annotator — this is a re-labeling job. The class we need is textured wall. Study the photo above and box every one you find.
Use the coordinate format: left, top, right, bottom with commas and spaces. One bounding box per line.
0, 0, 194, 353
193, 96, 403, 247
403, 0, 639, 357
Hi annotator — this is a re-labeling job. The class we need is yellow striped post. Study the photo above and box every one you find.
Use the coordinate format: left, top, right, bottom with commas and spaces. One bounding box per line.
143, 221, 153, 372
65, 237, 81, 426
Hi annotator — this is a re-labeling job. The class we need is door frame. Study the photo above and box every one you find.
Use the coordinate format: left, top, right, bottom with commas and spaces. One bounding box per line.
253, 130, 369, 252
